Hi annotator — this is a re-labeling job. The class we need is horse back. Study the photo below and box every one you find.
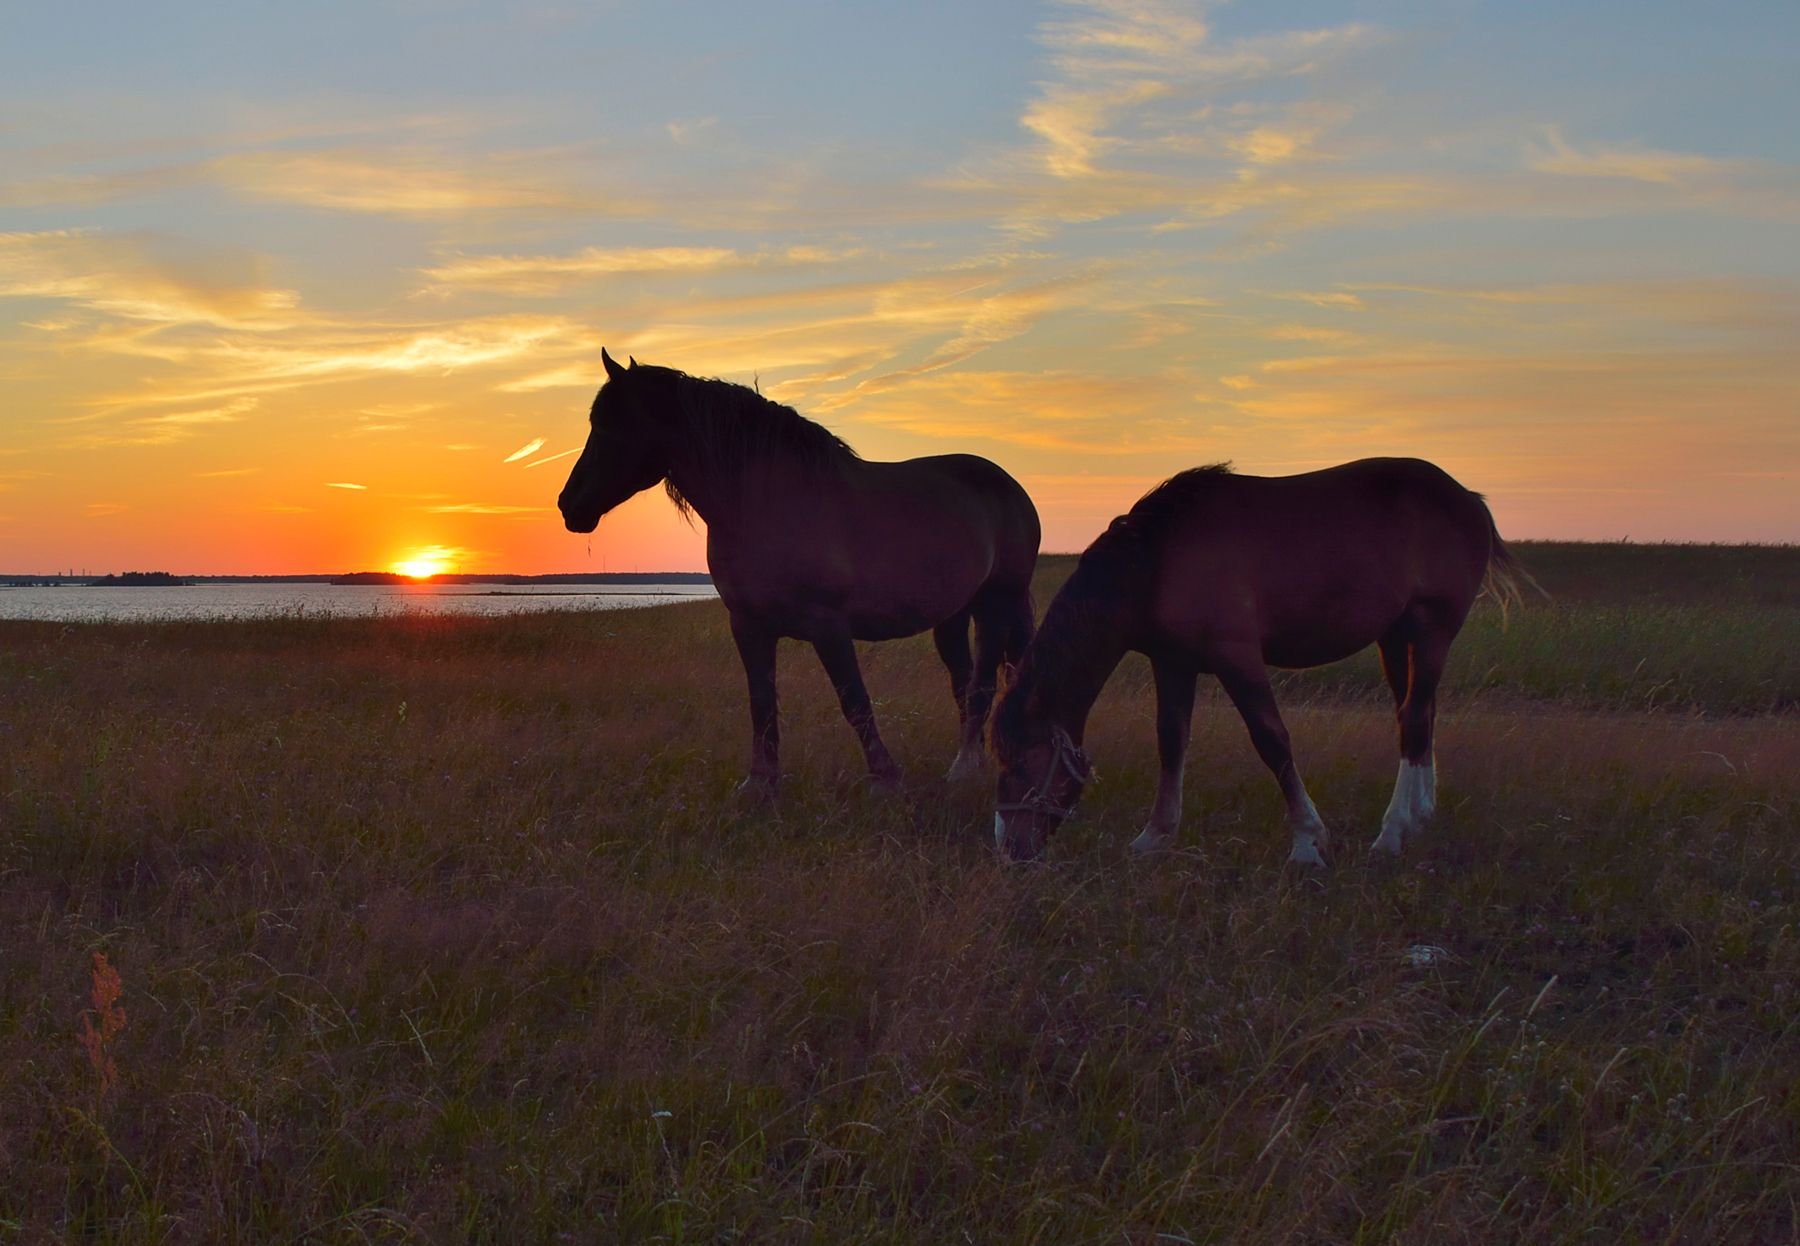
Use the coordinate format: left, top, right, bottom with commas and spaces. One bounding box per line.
1145, 458, 1494, 669
708, 452, 1039, 641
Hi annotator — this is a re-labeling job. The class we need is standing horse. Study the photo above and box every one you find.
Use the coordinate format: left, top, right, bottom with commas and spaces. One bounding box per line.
559, 350, 1040, 796
992, 458, 1530, 864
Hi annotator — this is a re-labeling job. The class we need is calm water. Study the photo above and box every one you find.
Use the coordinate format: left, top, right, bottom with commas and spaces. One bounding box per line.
0, 582, 718, 623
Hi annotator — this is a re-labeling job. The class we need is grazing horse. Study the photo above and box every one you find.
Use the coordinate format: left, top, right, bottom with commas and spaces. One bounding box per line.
992, 458, 1530, 864
559, 350, 1040, 795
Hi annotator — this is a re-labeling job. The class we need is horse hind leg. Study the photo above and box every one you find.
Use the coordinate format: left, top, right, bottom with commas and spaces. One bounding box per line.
1372, 620, 1448, 855
934, 610, 981, 779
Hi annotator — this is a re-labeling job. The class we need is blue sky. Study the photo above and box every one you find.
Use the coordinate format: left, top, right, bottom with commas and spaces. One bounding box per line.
3, 1, 1796, 572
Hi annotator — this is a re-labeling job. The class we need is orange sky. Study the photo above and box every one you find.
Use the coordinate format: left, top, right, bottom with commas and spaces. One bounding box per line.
4, 2, 1797, 574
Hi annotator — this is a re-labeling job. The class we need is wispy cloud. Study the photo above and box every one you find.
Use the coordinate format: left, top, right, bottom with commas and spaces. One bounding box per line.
421, 502, 544, 514
325, 481, 367, 490
1275, 290, 1365, 311
666, 116, 719, 146
502, 437, 546, 463
496, 365, 598, 393
59, 397, 260, 448
1528, 126, 1735, 185
0, 229, 302, 329
846, 367, 1215, 457
524, 447, 581, 469
207, 148, 639, 218
418, 243, 863, 296
1018, 1, 1375, 181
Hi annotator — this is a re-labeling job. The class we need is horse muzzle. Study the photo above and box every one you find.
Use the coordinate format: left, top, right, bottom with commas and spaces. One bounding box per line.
557, 492, 602, 534
994, 810, 1050, 862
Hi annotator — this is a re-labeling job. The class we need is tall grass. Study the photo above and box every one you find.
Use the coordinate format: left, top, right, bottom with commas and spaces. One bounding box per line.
1, 545, 1796, 1241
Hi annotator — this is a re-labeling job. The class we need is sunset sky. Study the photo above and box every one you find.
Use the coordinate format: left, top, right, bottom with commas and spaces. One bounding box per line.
4, 1, 1796, 575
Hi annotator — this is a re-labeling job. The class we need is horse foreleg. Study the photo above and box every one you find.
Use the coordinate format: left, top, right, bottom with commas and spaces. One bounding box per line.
933, 612, 980, 779
1131, 657, 1196, 855
730, 615, 780, 800
1214, 653, 1329, 867
812, 631, 902, 788
1373, 622, 1448, 854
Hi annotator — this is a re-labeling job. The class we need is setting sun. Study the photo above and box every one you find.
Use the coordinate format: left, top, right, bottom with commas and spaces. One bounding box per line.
390, 548, 456, 580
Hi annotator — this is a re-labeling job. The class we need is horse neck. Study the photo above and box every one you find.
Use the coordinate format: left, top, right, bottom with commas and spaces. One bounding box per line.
660, 447, 732, 526
657, 382, 835, 528
1018, 546, 1147, 739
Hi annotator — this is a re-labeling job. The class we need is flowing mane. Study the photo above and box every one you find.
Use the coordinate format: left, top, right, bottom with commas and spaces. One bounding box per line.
1105, 462, 1235, 538
632, 366, 861, 518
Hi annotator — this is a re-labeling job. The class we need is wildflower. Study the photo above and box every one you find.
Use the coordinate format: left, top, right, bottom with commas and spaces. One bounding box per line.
77, 951, 127, 1095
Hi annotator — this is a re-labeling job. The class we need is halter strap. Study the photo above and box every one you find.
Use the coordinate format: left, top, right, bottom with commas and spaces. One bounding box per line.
996, 725, 1092, 823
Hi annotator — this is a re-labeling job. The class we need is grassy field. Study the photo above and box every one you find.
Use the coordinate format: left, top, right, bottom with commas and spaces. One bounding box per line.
2, 542, 1797, 1243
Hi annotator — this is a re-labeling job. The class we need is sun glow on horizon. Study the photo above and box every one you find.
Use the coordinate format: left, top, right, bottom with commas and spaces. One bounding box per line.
2, 2, 1796, 575
390, 547, 458, 579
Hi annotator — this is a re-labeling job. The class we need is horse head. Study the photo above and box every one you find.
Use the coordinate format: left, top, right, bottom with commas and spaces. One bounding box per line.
992, 706, 1091, 861
558, 348, 672, 533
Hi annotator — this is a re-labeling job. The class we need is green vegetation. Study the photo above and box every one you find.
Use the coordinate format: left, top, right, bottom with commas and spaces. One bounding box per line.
1, 543, 1796, 1241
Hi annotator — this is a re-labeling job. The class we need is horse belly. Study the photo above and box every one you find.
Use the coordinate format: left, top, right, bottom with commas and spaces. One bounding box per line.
845, 550, 992, 638
846, 604, 940, 641
1261, 594, 1401, 669
710, 536, 980, 642
711, 463, 1014, 641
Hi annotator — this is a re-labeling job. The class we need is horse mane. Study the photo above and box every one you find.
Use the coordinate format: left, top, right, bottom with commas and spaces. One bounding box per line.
997, 463, 1235, 742
635, 366, 860, 518
1105, 463, 1234, 539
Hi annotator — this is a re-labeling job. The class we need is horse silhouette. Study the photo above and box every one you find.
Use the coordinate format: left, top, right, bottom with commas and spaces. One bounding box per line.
992, 458, 1531, 864
560, 350, 1039, 797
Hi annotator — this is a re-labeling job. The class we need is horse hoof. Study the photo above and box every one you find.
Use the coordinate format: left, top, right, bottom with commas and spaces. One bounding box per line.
1129, 828, 1173, 855
1287, 840, 1327, 869
733, 776, 778, 805
868, 767, 904, 793
1370, 828, 1405, 856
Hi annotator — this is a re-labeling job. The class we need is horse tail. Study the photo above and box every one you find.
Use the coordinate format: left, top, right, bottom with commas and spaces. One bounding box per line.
1476, 497, 1544, 624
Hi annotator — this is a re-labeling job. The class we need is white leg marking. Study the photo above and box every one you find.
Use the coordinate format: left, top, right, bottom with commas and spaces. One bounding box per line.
1373, 758, 1436, 854
1129, 826, 1171, 854
993, 812, 1007, 849
1287, 784, 1328, 867
946, 747, 985, 780
1132, 764, 1184, 854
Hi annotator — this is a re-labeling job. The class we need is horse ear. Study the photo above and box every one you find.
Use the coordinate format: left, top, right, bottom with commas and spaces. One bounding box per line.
602, 347, 626, 381
628, 356, 638, 369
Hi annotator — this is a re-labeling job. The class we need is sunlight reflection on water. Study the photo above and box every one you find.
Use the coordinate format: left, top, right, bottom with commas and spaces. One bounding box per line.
0, 582, 718, 623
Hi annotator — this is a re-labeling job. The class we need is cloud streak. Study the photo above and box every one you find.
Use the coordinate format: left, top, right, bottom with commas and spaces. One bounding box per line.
419, 244, 863, 296
0, 229, 301, 329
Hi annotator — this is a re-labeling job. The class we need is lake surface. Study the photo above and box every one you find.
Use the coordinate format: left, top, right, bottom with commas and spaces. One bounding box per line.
0, 582, 719, 623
